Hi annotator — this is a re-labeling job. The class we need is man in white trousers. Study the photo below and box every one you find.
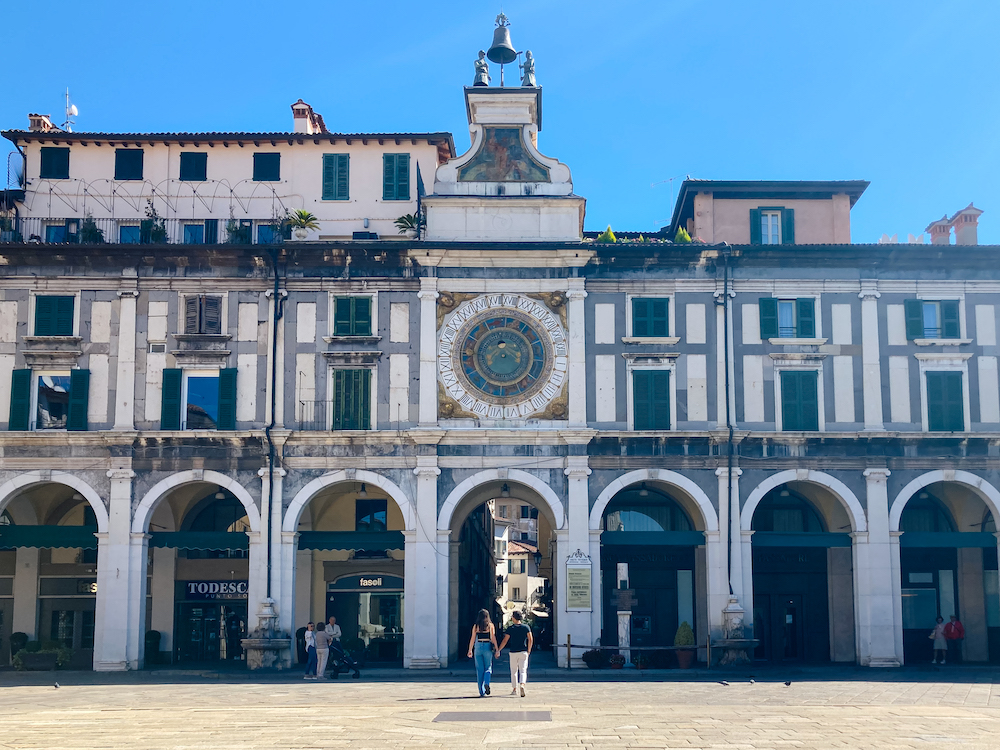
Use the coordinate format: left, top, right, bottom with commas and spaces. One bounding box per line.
497, 610, 533, 697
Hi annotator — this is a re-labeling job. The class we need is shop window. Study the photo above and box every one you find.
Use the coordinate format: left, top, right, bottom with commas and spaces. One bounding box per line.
751, 488, 826, 532
905, 299, 960, 340
780, 370, 819, 431
759, 298, 815, 339
39, 147, 70, 179
183, 493, 250, 559
382, 153, 410, 201
184, 295, 223, 334
331, 368, 371, 430
159, 369, 237, 430
926, 371, 964, 431
7, 369, 89, 431
603, 486, 694, 532
356, 498, 387, 532
899, 493, 955, 533
631, 298, 669, 338
632, 369, 670, 430
253, 153, 280, 182
114, 149, 144, 181
333, 296, 372, 336
322, 153, 350, 200
750, 207, 795, 244
179, 152, 207, 182
34, 295, 75, 336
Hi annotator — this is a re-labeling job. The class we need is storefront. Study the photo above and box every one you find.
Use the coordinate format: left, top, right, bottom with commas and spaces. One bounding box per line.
326, 574, 403, 663
174, 580, 248, 664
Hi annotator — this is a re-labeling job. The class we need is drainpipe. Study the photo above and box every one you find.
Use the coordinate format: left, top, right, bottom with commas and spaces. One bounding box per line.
721, 242, 735, 595
264, 245, 286, 602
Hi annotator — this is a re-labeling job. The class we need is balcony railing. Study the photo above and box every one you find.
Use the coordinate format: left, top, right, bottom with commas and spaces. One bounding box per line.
0, 217, 291, 245
297, 401, 372, 431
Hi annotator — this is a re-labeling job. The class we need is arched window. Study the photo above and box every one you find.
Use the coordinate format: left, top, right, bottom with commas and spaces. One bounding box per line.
603, 486, 693, 532
182, 493, 250, 559
899, 491, 955, 533
752, 487, 827, 532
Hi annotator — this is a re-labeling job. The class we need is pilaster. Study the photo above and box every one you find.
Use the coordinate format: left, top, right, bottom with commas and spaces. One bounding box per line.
255, 467, 284, 637
855, 468, 900, 666
558, 459, 592, 666
113, 288, 139, 430
407, 459, 442, 667
418, 279, 439, 426
94, 468, 134, 670
566, 283, 587, 427
860, 284, 884, 430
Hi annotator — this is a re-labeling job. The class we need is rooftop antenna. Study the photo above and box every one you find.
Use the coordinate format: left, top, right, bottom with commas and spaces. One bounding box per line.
62, 88, 78, 132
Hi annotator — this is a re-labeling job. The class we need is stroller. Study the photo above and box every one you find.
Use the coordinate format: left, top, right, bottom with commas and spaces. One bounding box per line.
326, 640, 361, 679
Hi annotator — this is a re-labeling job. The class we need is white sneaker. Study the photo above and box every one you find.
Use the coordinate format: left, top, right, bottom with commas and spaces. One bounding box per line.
510, 689, 518, 695
520, 685, 526, 697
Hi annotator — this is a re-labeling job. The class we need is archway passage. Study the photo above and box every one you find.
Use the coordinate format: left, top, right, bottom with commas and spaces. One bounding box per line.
599, 482, 704, 667
750, 481, 854, 664
895, 481, 1000, 664
0, 482, 102, 669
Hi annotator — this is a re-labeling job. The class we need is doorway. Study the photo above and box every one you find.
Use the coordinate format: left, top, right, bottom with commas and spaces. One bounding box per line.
175, 602, 247, 664
754, 593, 806, 662
752, 547, 830, 663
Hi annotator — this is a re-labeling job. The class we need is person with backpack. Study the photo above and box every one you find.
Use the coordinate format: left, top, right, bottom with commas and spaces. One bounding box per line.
497, 610, 533, 697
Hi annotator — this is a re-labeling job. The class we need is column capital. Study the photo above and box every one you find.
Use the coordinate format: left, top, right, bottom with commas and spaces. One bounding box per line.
417, 290, 439, 301
129, 532, 151, 543
258, 467, 287, 478
850, 530, 870, 542
413, 466, 441, 478
106, 468, 135, 480
564, 466, 592, 478
565, 289, 588, 301
264, 288, 288, 299
863, 468, 891, 480
858, 284, 881, 300
715, 467, 743, 477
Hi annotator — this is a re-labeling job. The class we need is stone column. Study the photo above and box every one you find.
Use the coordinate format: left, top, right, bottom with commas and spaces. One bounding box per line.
12, 547, 39, 639
860, 284, 884, 430
149, 547, 176, 658
126, 532, 150, 669
566, 283, 588, 427
854, 468, 900, 666
558, 458, 593, 667
277, 531, 299, 652
264, 289, 287, 427
94, 468, 134, 670
436, 530, 452, 666
890, 531, 904, 663
113, 288, 139, 431
740, 529, 755, 636
417, 279, 439, 426
587, 528, 602, 652
406, 459, 441, 668
251, 467, 282, 636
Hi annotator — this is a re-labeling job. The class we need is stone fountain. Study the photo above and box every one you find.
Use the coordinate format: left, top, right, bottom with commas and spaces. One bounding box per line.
714, 597, 759, 666
241, 598, 292, 670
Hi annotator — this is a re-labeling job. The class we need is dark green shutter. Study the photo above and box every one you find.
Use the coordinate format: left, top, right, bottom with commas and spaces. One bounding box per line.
40, 147, 70, 179
353, 297, 372, 336
632, 298, 668, 338
383, 155, 396, 200
633, 370, 670, 430
202, 296, 222, 334
184, 296, 200, 334
904, 299, 924, 340
395, 154, 410, 200
34, 296, 55, 336
383, 154, 409, 200
334, 297, 353, 335
67, 368, 90, 431
927, 371, 964, 431
336, 154, 349, 200
204, 219, 218, 244
161, 368, 183, 430
796, 298, 815, 338
650, 298, 668, 337
781, 371, 818, 431
759, 298, 778, 339
941, 300, 960, 339
8, 369, 31, 430
749, 208, 762, 244
217, 368, 237, 430
54, 296, 74, 335
323, 154, 349, 200
115, 149, 143, 181
781, 208, 795, 244
332, 369, 371, 430
179, 152, 207, 182
632, 299, 649, 337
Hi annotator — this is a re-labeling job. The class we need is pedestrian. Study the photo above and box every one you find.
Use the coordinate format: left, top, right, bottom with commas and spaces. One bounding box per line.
314, 620, 332, 678
944, 614, 965, 664
930, 615, 947, 664
497, 610, 533, 697
303, 622, 317, 679
467, 608, 499, 697
323, 616, 343, 677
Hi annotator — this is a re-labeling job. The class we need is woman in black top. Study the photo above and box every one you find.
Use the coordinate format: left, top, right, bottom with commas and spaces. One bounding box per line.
467, 609, 500, 696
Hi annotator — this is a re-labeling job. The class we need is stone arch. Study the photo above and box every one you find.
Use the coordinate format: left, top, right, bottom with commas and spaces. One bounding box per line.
0, 471, 108, 533
437, 468, 566, 531
132, 470, 261, 534
589, 469, 719, 532
283, 470, 415, 533
741, 469, 867, 533
889, 470, 1000, 533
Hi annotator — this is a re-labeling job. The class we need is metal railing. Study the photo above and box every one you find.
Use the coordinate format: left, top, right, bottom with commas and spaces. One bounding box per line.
297, 400, 372, 432
0, 217, 290, 245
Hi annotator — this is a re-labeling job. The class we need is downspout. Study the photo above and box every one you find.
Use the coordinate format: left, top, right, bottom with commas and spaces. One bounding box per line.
265, 245, 285, 602
721, 242, 734, 595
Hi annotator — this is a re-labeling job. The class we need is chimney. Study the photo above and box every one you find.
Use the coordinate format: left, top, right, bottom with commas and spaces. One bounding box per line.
949, 203, 983, 246
925, 215, 952, 245
27, 113, 58, 133
290, 99, 327, 135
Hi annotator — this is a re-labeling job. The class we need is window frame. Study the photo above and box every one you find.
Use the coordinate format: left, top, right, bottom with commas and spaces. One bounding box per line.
30, 292, 79, 337
329, 293, 377, 338
39, 147, 70, 180
322, 153, 350, 201
624, 295, 677, 342
758, 296, 823, 342
252, 152, 281, 182
760, 210, 781, 245
906, 296, 967, 343
382, 153, 411, 201
181, 368, 221, 431
917, 354, 972, 432
178, 151, 208, 182
180, 293, 227, 335
355, 498, 388, 532
749, 206, 795, 245
626, 358, 677, 431
773, 363, 825, 432
114, 148, 144, 181
327, 366, 376, 431
32, 369, 73, 431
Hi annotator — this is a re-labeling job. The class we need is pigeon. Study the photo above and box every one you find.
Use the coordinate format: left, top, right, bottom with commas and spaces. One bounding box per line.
749, 679, 756, 685
784, 681, 791, 687
54, 683, 60, 689
717, 680, 729, 686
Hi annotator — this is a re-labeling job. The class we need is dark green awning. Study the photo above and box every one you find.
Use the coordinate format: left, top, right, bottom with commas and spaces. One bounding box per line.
0, 525, 98, 550
899, 532, 998, 548
297, 531, 404, 551
600, 531, 706, 546
752, 532, 852, 548
150, 532, 249, 551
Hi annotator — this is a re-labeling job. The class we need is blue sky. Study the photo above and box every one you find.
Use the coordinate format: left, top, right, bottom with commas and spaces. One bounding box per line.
2, 0, 997, 243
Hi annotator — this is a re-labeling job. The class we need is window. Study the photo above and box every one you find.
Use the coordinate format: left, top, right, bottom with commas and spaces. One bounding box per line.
508, 559, 525, 574
520, 505, 530, 519
926, 371, 964, 431
179, 152, 207, 182
759, 298, 815, 339
114, 149, 143, 181
183, 224, 205, 244
780, 370, 819, 431
322, 154, 350, 200
382, 153, 410, 201
0, 510, 11, 525
39, 147, 70, 179
511, 587, 521, 600
603, 488, 694, 533
34, 295, 75, 336
184, 295, 223, 334
253, 153, 280, 182
333, 296, 372, 336
257, 222, 290, 245
632, 298, 669, 338
331, 368, 371, 430
183, 493, 250, 559
120, 225, 141, 244
751, 489, 826, 532
905, 299, 960, 340
749, 207, 795, 244
498, 505, 508, 519
44, 224, 67, 243
159, 368, 237, 430
356, 498, 387, 532
8, 368, 89, 431
632, 369, 671, 430
900, 494, 955, 532
36, 371, 71, 429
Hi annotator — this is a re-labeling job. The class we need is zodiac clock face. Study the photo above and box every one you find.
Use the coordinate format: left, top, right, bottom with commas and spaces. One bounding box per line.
438, 294, 567, 419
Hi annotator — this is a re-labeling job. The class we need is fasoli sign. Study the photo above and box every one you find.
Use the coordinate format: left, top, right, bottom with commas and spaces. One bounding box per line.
184, 581, 249, 600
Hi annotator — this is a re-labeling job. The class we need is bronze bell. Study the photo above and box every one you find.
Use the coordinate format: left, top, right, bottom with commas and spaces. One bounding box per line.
487, 25, 517, 65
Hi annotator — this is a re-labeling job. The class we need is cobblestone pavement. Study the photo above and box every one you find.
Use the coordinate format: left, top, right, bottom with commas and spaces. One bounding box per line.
3, 675, 1000, 749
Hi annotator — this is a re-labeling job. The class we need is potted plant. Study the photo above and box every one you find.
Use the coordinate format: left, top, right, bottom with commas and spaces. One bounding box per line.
80, 215, 104, 244
394, 212, 425, 237
596, 225, 616, 243
608, 653, 626, 669
9, 632, 28, 661
140, 200, 168, 244
674, 621, 696, 669
286, 209, 320, 240
581, 649, 608, 669
13, 641, 71, 671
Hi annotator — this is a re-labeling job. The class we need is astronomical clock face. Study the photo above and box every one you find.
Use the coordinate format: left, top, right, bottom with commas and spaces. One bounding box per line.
438, 294, 567, 419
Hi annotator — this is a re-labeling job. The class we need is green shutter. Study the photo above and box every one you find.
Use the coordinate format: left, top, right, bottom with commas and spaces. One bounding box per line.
383, 155, 396, 200
67, 368, 90, 431
759, 298, 778, 339
944, 371, 964, 430
40, 147, 70, 179
160, 369, 183, 430
217, 368, 238, 430
904, 299, 924, 340
927, 371, 964, 431
34, 296, 55, 336
202, 296, 222, 334
334, 297, 353, 336
651, 298, 668, 337
781, 371, 819, 431
336, 154, 350, 200
941, 300, 960, 339
184, 296, 200, 334
204, 219, 218, 244
633, 370, 670, 430
323, 154, 349, 201
353, 297, 372, 336
781, 208, 795, 244
796, 298, 815, 338
780, 370, 798, 429
632, 298, 650, 337
332, 369, 371, 430
749, 209, 762, 244
800, 370, 819, 431
395, 154, 410, 200
633, 298, 668, 338
8, 369, 31, 430
54, 296, 74, 336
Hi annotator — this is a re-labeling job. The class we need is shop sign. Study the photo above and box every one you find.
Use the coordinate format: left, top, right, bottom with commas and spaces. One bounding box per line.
77, 580, 97, 594
328, 575, 404, 591
183, 581, 249, 600
566, 549, 592, 612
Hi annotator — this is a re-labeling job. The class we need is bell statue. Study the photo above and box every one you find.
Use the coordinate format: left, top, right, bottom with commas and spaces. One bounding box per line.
520, 50, 536, 87
473, 50, 491, 87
